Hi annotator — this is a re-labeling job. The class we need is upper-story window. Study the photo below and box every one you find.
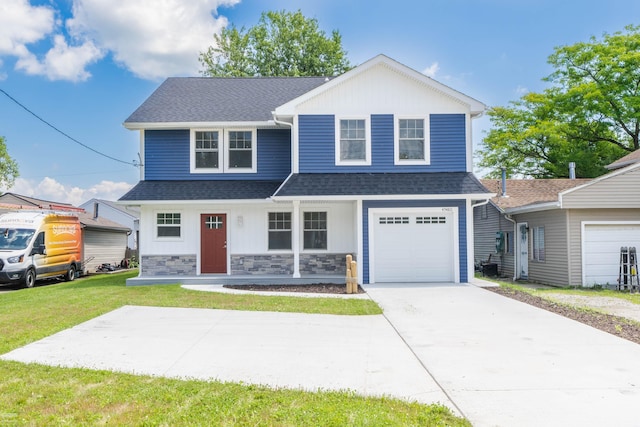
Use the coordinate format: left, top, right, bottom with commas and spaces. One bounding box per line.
335, 117, 371, 166
395, 117, 430, 165
194, 131, 220, 169
191, 129, 257, 173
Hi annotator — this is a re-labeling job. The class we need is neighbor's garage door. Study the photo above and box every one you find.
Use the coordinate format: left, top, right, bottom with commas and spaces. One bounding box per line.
372, 210, 455, 283
583, 223, 640, 286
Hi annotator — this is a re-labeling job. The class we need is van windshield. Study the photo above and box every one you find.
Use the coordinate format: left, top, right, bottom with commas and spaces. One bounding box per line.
0, 228, 35, 250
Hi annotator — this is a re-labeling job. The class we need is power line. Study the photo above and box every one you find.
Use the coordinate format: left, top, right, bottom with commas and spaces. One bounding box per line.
0, 88, 140, 167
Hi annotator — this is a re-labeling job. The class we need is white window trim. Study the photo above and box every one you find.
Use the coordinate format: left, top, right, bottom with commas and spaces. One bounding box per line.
225, 129, 257, 173
267, 211, 293, 252
394, 115, 430, 166
301, 210, 328, 252
532, 226, 545, 262
335, 116, 371, 166
190, 128, 257, 174
154, 210, 183, 241
190, 129, 222, 174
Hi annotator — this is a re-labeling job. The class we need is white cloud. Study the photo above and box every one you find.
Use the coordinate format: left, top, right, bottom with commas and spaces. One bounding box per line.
15, 35, 103, 82
515, 85, 529, 95
422, 62, 440, 78
6, 177, 134, 206
68, 0, 240, 80
0, 0, 55, 55
1, 0, 240, 82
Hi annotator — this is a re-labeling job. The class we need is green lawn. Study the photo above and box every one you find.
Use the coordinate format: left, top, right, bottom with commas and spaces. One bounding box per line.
0, 272, 469, 426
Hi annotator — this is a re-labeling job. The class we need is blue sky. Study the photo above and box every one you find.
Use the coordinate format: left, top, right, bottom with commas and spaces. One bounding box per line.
0, 0, 639, 205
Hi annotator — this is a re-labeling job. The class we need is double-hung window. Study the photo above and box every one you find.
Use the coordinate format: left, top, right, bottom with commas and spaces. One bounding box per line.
157, 213, 181, 238
268, 212, 292, 250
395, 117, 430, 164
227, 130, 254, 170
336, 118, 370, 165
191, 129, 256, 173
303, 212, 327, 250
194, 131, 220, 170
532, 226, 545, 262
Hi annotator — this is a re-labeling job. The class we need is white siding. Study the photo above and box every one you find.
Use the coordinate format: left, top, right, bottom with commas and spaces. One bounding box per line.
296, 63, 469, 116
138, 202, 357, 257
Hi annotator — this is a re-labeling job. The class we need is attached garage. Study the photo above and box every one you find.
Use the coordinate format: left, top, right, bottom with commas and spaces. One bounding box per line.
582, 222, 640, 286
369, 208, 458, 283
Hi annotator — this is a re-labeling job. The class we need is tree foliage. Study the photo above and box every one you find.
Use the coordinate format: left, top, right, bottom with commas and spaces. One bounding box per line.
479, 25, 640, 178
0, 136, 19, 189
199, 10, 351, 77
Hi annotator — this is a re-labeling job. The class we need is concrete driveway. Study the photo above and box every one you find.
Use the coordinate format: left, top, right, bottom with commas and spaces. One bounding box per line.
366, 283, 640, 427
3, 282, 640, 426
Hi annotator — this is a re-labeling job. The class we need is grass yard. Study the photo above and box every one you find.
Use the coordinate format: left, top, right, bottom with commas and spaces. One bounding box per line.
0, 272, 469, 426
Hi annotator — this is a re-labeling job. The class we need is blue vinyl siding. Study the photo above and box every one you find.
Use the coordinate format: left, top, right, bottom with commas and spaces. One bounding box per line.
144, 128, 291, 180
298, 114, 467, 173
362, 199, 467, 284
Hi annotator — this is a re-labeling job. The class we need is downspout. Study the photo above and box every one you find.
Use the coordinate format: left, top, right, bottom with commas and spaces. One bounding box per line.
271, 113, 300, 278
472, 198, 492, 281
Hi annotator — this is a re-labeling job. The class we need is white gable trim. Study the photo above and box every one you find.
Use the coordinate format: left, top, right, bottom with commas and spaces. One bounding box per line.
273, 54, 486, 117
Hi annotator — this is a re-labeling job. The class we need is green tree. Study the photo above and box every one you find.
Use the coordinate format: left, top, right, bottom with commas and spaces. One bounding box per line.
479, 25, 640, 178
0, 136, 18, 189
199, 10, 351, 77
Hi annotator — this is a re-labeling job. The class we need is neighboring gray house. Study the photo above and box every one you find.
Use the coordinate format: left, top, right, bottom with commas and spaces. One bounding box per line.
475, 162, 640, 287
79, 198, 139, 250
0, 193, 131, 275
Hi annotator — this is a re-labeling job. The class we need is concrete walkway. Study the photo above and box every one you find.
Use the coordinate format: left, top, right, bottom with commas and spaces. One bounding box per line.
3, 282, 640, 426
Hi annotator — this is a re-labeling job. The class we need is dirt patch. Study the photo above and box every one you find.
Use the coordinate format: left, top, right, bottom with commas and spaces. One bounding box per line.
487, 287, 640, 345
224, 284, 365, 294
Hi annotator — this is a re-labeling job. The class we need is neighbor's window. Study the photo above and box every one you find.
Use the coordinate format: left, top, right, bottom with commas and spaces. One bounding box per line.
268, 212, 291, 250
194, 131, 219, 169
303, 211, 327, 250
505, 231, 514, 255
157, 213, 181, 238
532, 226, 545, 261
227, 130, 254, 169
337, 118, 369, 164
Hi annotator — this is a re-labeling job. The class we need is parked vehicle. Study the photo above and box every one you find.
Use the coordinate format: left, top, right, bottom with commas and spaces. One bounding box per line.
0, 211, 82, 288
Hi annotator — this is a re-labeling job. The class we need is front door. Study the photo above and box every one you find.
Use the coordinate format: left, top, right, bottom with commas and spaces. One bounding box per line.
201, 214, 227, 273
516, 222, 529, 279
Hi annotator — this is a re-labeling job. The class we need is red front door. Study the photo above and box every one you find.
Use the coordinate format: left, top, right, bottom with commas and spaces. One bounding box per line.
201, 214, 227, 273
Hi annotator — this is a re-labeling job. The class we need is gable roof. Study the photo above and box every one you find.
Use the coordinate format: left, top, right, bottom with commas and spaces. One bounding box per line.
606, 149, 640, 170
274, 54, 486, 117
481, 179, 590, 211
124, 77, 329, 128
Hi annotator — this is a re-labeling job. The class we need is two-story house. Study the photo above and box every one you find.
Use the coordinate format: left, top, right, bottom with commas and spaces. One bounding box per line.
119, 55, 493, 285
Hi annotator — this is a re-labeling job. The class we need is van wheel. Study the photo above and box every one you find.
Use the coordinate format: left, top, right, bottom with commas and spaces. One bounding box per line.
24, 268, 36, 288
65, 265, 76, 282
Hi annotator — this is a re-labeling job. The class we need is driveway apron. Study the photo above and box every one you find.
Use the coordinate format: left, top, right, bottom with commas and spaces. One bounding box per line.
365, 283, 640, 427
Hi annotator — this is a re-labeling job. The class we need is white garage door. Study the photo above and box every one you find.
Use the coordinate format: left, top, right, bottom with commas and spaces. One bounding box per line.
371, 210, 455, 283
583, 223, 640, 286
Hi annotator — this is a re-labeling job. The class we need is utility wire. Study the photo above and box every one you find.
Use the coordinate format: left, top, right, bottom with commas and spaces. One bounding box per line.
0, 88, 140, 167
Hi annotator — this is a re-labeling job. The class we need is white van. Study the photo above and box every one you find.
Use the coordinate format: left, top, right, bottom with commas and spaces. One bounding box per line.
0, 211, 82, 288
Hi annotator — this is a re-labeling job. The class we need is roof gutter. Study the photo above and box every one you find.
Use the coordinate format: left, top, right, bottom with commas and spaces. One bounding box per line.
504, 201, 560, 215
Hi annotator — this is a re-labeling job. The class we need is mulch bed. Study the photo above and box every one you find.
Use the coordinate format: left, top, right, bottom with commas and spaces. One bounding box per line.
487, 287, 640, 345
223, 284, 365, 294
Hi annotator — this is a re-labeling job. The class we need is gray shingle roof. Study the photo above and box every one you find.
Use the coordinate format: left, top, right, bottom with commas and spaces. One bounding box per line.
119, 180, 284, 201
125, 77, 330, 124
274, 173, 490, 197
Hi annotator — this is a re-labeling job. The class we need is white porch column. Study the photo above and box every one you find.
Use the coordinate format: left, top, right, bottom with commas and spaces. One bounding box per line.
356, 199, 363, 284
292, 200, 301, 278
